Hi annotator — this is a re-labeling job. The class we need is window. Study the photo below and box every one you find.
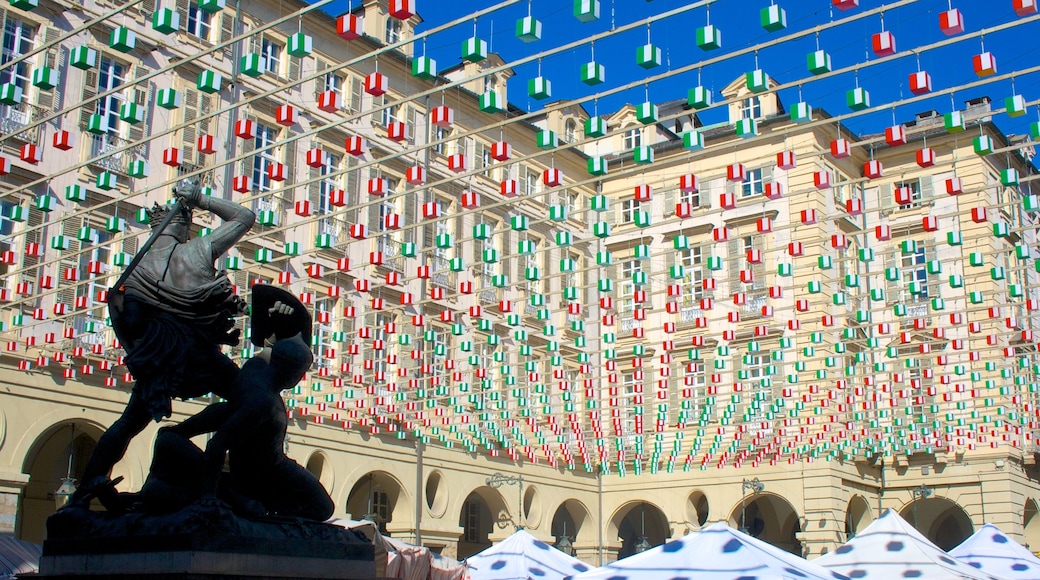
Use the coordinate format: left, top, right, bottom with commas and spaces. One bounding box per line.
96, 56, 126, 133
432, 126, 450, 155
741, 168, 765, 197
619, 260, 641, 317
312, 298, 334, 367
679, 188, 702, 209
622, 126, 641, 150
620, 199, 640, 224
560, 189, 579, 212
260, 37, 282, 77
252, 122, 279, 195
895, 178, 924, 209
385, 18, 402, 44
0, 200, 15, 277
564, 119, 577, 143
680, 246, 705, 303
318, 152, 341, 234
1, 17, 34, 101
740, 96, 761, 120
187, 5, 212, 40
380, 97, 398, 128
482, 75, 497, 93
372, 490, 390, 532
900, 243, 929, 301
463, 499, 481, 542
524, 168, 539, 196
323, 69, 344, 95
478, 143, 492, 178
318, 153, 341, 209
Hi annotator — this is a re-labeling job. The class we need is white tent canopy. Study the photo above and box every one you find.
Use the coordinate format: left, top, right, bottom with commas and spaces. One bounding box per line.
815, 509, 1005, 580
465, 529, 592, 580
570, 522, 849, 580
950, 523, 1040, 579
0, 535, 41, 579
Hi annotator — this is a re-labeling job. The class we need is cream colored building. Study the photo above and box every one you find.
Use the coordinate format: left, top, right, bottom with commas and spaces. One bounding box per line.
0, 0, 1039, 566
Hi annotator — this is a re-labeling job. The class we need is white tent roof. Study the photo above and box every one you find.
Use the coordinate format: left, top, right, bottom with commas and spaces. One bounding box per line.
815, 509, 1006, 580
570, 522, 849, 580
0, 535, 41, 579
465, 529, 592, 580
949, 523, 1040, 579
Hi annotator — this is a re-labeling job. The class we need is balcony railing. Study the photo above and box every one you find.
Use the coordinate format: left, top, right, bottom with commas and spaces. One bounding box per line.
90, 134, 147, 176
1, 103, 42, 144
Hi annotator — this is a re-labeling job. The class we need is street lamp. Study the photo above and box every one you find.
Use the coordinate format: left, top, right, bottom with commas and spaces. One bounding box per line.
555, 521, 576, 556
54, 424, 77, 509
740, 478, 765, 535
911, 484, 932, 530
487, 472, 524, 530
633, 503, 651, 553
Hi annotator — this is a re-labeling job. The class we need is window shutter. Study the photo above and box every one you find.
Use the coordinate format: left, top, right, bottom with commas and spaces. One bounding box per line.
406, 105, 415, 145
283, 138, 296, 186
79, 67, 99, 129
37, 27, 62, 111
140, 0, 156, 15
314, 59, 328, 100
348, 75, 362, 114
288, 53, 301, 83
920, 176, 934, 201
175, 0, 189, 33
344, 156, 359, 224
367, 199, 380, 236
307, 165, 320, 208
220, 13, 234, 55
128, 66, 152, 146
182, 88, 199, 165
663, 188, 674, 216
403, 191, 416, 244
239, 114, 256, 174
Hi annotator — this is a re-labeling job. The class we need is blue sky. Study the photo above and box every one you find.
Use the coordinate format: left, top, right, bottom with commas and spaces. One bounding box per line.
326, 1, 1040, 141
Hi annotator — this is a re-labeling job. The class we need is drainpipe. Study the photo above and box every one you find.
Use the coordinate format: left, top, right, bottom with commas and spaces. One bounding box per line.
597, 469, 604, 566
415, 440, 423, 545
221, 0, 244, 201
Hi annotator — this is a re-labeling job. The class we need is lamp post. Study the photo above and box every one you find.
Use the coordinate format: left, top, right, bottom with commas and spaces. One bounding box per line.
740, 478, 765, 535
53, 424, 77, 509
911, 484, 932, 530
555, 521, 576, 557
487, 472, 524, 530
633, 503, 651, 553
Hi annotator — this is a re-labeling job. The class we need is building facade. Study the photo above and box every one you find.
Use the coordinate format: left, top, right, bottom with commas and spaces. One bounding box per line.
0, 0, 1039, 565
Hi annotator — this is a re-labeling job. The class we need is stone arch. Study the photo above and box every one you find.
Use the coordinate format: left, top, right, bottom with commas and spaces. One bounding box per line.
845, 495, 874, 540
343, 470, 409, 534
608, 501, 669, 559
899, 496, 973, 551
549, 498, 592, 545
727, 493, 802, 555
17, 420, 104, 543
1024, 498, 1040, 551
457, 486, 509, 559
304, 450, 334, 493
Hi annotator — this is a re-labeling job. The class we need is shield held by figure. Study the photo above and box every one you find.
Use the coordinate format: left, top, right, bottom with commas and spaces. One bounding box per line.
250, 284, 312, 347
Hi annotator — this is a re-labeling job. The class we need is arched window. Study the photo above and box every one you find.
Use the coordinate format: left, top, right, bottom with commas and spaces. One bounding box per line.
564, 119, 577, 143
623, 126, 642, 150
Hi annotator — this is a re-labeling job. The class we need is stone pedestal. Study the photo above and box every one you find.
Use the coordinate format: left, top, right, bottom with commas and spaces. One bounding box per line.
36, 502, 376, 579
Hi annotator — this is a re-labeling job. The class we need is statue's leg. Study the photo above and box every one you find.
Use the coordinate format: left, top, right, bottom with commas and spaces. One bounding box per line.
262, 461, 334, 521
69, 391, 152, 507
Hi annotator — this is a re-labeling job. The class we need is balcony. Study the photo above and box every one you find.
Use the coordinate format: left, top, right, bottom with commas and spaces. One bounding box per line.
375, 236, 405, 273
89, 134, 147, 176
1, 103, 42, 144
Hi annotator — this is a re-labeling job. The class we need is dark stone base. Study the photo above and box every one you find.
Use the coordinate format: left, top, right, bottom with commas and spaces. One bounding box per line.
37, 501, 375, 579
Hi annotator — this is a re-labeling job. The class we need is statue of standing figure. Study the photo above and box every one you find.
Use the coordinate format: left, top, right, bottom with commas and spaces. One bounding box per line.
69, 179, 254, 509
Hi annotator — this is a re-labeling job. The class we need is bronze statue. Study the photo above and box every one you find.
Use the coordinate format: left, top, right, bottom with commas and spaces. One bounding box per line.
69, 179, 255, 509
141, 285, 334, 522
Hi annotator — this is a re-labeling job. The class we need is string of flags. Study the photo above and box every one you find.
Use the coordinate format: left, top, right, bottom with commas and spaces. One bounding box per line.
0, 0, 1038, 475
